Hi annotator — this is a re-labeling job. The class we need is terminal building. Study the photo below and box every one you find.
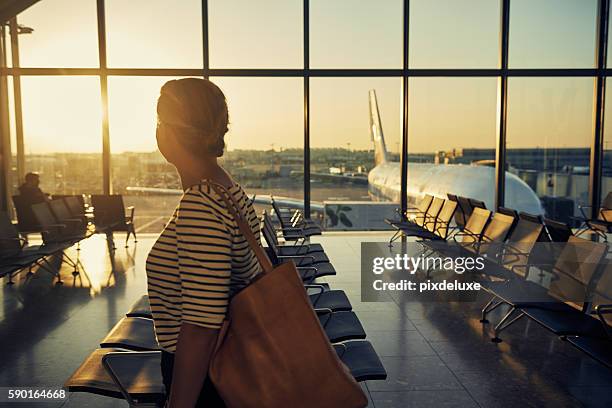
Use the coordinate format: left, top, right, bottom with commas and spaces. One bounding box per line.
0, 1, 611, 407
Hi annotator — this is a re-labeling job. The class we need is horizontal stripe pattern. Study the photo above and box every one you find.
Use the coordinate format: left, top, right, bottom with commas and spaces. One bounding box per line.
146, 182, 261, 352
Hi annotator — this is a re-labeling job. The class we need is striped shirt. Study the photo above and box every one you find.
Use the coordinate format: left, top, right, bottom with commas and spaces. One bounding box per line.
145, 181, 262, 352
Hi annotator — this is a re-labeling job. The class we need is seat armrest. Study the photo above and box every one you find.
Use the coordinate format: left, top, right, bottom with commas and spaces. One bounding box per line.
595, 304, 612, 339
125, 206, 135, 222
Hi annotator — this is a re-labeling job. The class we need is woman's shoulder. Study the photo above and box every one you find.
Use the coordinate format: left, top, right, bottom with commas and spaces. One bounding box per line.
180, 181, 246, 213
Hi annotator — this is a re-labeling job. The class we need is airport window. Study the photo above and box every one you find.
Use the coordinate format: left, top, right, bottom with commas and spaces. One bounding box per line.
409, 0, 500, 68
309, 0, 403, 68
16, 0, 99, 68
20, 76, 103, 194
310, 77, 401, 229
506, 77, 594, 221
1, 0, 611, 231
211, 76, 304, 206
108, 76, 187, 232
209, 0, 303, 68
509, 0, 598, 68
105, 0, 203, 69
408, 77, 497, 206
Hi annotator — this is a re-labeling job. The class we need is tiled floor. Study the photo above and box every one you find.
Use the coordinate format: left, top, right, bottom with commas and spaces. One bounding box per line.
0, 232, 611, 407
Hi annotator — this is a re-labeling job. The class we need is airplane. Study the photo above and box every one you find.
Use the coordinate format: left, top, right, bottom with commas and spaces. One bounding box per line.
126, 90, 544, 218
367, 89, 544, 215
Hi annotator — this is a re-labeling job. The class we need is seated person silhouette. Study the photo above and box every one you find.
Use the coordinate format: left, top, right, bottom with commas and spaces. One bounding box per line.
18, 172, 49, 205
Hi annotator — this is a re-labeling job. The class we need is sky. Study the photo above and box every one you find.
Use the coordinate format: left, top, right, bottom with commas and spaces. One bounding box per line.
6, 0, 603, 155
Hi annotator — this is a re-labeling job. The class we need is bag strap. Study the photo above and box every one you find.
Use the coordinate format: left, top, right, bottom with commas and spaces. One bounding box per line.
203, 181, 274, 274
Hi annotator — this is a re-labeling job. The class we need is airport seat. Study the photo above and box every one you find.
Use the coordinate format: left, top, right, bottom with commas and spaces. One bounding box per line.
565, 336, 612, 369
126, 295, 152, 318
386, 194, 433, 228
49, 199, 86, 236
572, 191, 612, 241
66, 340, 386, 406
0, 211, 73, 285
61, 195, 90, 225
389, 198, 457, 244
468, 198, 487, 211
100, 317, 160, 351
91, 195, 137, 248
457, 196, 477, 224
447, 207, 492, 251
482, 236, 608, 342
271, 196, 322, 232
262, 214, 337, 283
271, 197, 321, 240
473, 211, 516, 258
102, 311, 365, 350
333, 341, 388, 381
32, 201, 92, 247
262, 212, 329, 264
563, 269, 612, 368
260, 211, 326, 254
64, 348, 165, 405
130, 285, 351, 321
447, 193, 466, 230
12, 194, 43, 234
543, 217, 573, 243
388, 196, 444, 243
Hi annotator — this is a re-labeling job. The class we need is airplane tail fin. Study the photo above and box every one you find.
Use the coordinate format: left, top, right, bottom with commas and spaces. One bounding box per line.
368, 89, 388, 166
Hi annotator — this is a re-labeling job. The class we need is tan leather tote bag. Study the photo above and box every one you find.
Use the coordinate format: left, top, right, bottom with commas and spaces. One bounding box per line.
205, 182, 367, 408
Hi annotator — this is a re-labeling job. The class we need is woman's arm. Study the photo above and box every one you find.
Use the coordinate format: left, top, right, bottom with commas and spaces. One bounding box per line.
167, 323, 219, 408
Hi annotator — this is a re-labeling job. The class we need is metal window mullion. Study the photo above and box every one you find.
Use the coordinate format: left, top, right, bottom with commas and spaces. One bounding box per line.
590, 0, 610, 219
495, 0, 510, 210
0, 26, 11, 211
202, 0, 209, 78
97, 0, 111, 195
401, 0, 409, 220
9, 18, 24, 185
304, 0, 310, 217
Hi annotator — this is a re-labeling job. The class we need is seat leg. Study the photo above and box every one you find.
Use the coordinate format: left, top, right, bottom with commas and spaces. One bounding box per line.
491, 307, 524, 343
389, 230, 401, 246
480, 296, 504, 323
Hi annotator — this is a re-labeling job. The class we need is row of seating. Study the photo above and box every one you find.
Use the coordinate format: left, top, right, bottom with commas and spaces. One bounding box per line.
0, 196, 95, 285
0, 195, 137, 286
64, 202, 386, 405
13, 194, 137, 247
387, 194, 612, 370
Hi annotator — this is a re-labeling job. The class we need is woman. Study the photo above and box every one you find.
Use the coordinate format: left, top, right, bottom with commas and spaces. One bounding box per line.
146, 78, 262, 407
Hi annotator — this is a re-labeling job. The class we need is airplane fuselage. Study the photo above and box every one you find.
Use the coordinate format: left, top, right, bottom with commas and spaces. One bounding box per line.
368, 161, 545, 215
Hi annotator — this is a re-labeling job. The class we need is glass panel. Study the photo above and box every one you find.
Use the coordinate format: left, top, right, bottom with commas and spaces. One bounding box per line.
210, 77, 304, 212
21, 76, 102, 194
509, 0, 598, 68
506, 77, 594, 223
409, 0, 500, 68
408, 77, 497, 207
108, 76, 189, 233
105, 0, 203, 68
602, 81, 612, 208
17, 0, 99, 68
209, 0, 302, 68
310, 0, 403, 68
310, 77, 401, 229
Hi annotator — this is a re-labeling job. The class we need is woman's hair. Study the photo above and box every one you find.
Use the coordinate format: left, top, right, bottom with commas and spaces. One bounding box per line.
157, 78, 228, 157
